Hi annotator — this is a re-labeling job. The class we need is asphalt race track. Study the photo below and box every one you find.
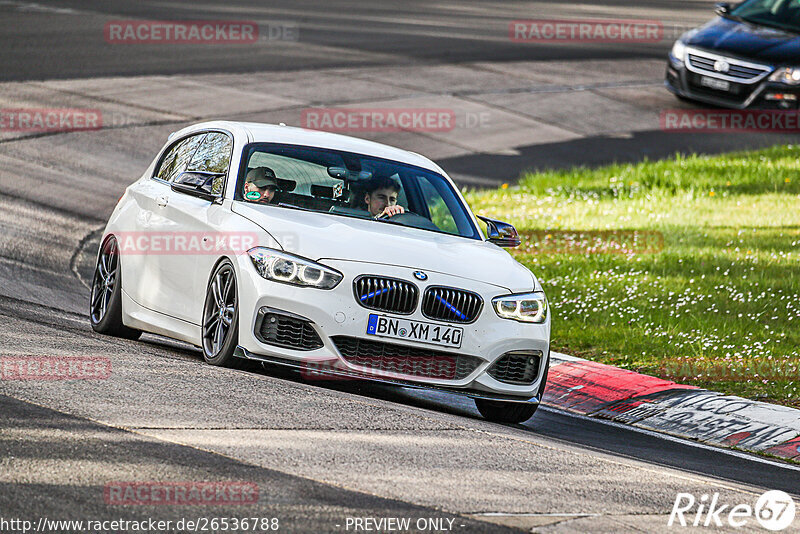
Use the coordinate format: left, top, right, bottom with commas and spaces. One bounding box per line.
1, 1, 799, 532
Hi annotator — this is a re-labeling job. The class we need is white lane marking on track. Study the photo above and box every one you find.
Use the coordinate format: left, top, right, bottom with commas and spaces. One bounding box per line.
476, 513, 600, 517
0, 1, 79, 14
551, 351, 584, 362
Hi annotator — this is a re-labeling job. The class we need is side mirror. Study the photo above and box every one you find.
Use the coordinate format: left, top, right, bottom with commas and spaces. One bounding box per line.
715, 2, 732, 15
172, 171, 224, 202
477, 215, 521, 248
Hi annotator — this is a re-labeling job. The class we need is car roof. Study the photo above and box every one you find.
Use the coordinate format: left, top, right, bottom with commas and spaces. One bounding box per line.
173, 120, 446, 175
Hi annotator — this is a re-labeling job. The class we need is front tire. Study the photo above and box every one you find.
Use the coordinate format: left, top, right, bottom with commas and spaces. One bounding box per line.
201, 260, 240, 367
89, 236, 142, 340
475, 352, 550, 424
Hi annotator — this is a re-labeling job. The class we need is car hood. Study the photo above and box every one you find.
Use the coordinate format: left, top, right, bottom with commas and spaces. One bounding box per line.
686, 17, 800, 64
232, 203, 536, 292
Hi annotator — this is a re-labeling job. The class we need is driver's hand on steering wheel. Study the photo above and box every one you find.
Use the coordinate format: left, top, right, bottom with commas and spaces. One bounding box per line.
377, 205, 405, 219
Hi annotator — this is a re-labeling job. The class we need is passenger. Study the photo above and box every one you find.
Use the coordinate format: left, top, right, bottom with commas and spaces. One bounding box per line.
364, 175, 405, 219
243, 167, 278, 204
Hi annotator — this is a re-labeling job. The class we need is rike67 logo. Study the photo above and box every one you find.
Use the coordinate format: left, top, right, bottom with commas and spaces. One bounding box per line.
669, 490, 796, 531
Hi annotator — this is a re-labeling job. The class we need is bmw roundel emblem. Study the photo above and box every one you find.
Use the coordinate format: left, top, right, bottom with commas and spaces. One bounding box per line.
413, 271, 428, 281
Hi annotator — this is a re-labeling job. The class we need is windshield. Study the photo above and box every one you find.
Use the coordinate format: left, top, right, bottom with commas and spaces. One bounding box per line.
730, 0, 800, 33
235, 143, 481, 240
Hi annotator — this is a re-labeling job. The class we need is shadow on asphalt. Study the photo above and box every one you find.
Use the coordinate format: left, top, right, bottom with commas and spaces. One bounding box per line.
68, 330, 800, 498
248, 361, 800, 499
440, 130, 800, 185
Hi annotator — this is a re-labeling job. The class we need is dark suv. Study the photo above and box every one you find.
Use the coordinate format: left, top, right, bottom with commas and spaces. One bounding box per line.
666, 0, 800, 109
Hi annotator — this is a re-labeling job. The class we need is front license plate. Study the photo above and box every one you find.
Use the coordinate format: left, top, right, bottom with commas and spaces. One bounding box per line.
366, 314, 463, 349
700, 76, 730, 91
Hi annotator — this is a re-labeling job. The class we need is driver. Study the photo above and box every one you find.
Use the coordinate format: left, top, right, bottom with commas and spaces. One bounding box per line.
364, 175, 405, 219
243, 167, 278, 204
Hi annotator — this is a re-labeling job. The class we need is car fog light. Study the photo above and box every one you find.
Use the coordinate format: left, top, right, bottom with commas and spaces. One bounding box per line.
765, 93, 798, 101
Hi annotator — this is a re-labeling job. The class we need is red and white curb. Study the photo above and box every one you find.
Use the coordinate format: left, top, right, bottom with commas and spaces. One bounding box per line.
544, 353, 800, 462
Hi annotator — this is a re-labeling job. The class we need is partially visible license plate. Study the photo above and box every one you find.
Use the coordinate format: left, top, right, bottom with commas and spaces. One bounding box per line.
700, 76, 730, 91
366, 314, 463, 349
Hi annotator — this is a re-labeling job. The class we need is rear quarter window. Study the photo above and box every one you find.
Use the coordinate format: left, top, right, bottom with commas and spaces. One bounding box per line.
153, 134, 206, 182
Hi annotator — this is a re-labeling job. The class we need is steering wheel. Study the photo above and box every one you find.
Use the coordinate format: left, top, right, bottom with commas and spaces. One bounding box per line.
377, 211, 441, 231
377, 209, 413, 220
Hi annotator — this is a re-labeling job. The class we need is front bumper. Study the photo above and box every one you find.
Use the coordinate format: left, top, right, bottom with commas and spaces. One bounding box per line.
234, 346, 545, 404
665, 53, 799, 110
234, 255, 551, 400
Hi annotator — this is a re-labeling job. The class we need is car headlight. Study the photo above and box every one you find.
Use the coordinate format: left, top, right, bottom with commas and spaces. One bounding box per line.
670, 40, 687, 63
492, 292, 548, 323
769, 67, 800, 85
247, 247, 343, 289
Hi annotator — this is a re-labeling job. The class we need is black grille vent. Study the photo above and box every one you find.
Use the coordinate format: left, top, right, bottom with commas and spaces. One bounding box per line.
256, 310, 323, 351
332, 336, 481, 380
421, 286, 483, 324
487, 352, 542, 385
354, 276, 418, 315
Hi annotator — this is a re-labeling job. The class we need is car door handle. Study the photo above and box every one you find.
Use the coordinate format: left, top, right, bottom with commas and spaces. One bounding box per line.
156, 195, 169, 207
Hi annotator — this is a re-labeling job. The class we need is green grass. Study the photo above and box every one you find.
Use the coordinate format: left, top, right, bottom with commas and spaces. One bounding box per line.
465, 145, 800, 407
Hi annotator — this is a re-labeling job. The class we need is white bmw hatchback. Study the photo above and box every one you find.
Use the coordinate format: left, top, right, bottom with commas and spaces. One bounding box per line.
91, 121, 551, 423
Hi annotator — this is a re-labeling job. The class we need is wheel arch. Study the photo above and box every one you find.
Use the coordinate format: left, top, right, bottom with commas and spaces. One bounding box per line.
205, 254, 238, 289
94, 233, 120, 288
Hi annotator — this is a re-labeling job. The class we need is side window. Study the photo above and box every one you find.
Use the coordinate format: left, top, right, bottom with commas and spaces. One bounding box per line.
417, 176, 459, 235
188, 132, 233, 195
388, 173, 408, 208
153, 134, 206, 183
